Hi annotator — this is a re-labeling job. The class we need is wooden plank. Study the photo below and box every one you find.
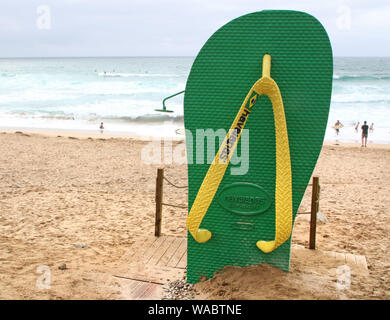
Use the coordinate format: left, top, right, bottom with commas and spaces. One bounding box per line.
137, 283, 162, 300
157, 237, 183, 267
167, 238, 187, 268
292, 244, 305, 250
118, 272, 166, 285
149, 236, 175, 265
345, 253, 357, 266
127, 279, 143, 292
335, 252, 346, 263
128, 236, 156, 259
177, 250, 187, 269
131, 282, 153, 300
322, 250, 331, 257
323, 250, 336, 258
355, 255, 368, 270
115, 277, 147, 300
144, 236, 166, 263
119, 265, 186, 284
119, 236, 188, 285
125, 279, 145, 299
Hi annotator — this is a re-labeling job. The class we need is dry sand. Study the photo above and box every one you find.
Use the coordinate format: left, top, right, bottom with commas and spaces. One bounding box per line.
0, 130, 389, 299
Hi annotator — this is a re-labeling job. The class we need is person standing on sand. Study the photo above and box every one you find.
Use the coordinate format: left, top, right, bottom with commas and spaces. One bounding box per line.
99, 122, 104, 133
361, 121, 369, 147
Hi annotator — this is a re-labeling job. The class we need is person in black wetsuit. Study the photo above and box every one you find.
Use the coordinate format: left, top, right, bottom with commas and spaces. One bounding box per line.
361, 121, 369, 147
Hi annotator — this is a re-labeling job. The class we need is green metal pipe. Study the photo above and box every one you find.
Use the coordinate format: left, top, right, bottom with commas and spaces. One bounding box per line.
155, 90, 185, 113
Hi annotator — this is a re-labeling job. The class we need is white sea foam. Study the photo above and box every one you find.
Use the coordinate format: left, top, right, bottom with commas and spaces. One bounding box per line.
325, 124, 390, 144
0, 57, 389, 143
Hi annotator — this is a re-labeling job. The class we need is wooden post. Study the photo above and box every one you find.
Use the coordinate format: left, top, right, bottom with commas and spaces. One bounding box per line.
155, 168, 164, 237
309, 176, 319, 249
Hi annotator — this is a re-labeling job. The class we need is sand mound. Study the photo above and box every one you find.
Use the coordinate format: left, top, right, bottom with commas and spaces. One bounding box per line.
195, 246, 372, 300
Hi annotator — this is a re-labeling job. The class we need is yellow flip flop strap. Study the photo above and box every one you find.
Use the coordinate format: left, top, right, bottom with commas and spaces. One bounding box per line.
186, 87, 257, 243
186, 54, 292, 253
254, 55, 292, 253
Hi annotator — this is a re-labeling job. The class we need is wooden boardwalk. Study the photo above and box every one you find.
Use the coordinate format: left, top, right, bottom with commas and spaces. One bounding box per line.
292, 244, 369, 271
323, 249, 368, 270
115, 236, 187, 299
115, 277, 163, 300
115, 237, 368, 299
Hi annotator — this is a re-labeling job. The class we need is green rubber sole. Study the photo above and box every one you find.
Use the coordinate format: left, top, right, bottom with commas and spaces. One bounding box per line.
184, 10, 333, 283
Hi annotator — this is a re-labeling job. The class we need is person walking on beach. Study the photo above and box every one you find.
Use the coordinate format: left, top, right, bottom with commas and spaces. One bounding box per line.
99, 122, 104, 133
370, 123, 374, 133
334, 120, 342, 135
355, 122, 360, 132
361, 121, 369, 147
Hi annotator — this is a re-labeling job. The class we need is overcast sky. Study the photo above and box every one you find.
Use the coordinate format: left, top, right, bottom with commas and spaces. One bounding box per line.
0, 0, 389, 57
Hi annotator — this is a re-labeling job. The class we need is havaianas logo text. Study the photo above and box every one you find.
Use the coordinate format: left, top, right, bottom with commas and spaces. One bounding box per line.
219, 95, 257, 163
217, 182, 272, 216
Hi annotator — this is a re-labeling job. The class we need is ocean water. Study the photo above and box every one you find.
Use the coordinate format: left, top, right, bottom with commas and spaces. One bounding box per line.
327, 57, 390, 144
0, 57, 389, 142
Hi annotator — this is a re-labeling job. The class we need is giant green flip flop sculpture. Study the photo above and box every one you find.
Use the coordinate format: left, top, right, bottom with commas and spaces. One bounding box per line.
183, 10, 333, 283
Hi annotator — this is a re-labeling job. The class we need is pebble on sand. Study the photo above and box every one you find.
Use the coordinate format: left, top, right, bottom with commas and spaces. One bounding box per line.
74, 242, 86, 248
58, 264, 67, 270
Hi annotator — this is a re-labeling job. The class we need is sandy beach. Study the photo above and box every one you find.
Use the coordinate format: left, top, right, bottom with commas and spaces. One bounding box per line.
0, 130, 389, 299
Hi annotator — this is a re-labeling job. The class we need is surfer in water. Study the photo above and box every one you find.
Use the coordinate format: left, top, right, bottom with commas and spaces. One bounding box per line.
361, 121, 369, 147
99, 122, 104, 133
334, 120, 342, 135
